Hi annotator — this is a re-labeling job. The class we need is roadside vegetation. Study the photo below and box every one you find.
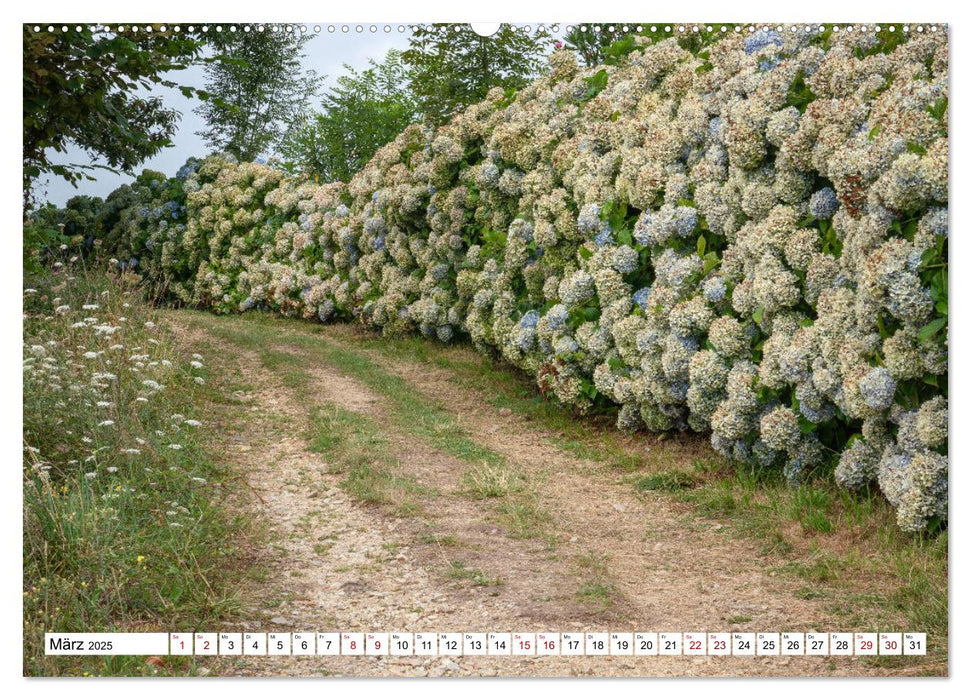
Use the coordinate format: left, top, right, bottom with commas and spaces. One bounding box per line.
22, 266, 249, 676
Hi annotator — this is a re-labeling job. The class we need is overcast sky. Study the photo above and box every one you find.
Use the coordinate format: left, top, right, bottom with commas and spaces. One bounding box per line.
35, 26, 417, 206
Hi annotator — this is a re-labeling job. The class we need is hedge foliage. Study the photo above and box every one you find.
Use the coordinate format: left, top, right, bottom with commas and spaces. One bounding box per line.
36, 26, 948, 531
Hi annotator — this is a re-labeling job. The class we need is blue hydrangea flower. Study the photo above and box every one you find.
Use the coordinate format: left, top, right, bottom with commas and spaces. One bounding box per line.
732, 439, 752, 464
859, 367, 897, 410
612, 245, 639, 274
669, 380, 689, 402
520, 310, 541, 328
745, 29, 783, 55
711, 433, 734, 458
516, 328, 537, 351
798, 401, 833, 425
633, 287, 652, 310
809, 187, 839, 219
922, 208, 947, 239
430, 263, 449, 282
752, 439, 780, 467
633, 211, 654, 246
546, 304, 568, 330
554, 335, 579, 354
702, 277, 727, 302
678, 336, 700, 353
906, 248, 923, 272
759, 56, 780, 72
175, 160, 200, 179
577, 203, 602, 235
594, 225, 614, 247
673, 207, 698, 237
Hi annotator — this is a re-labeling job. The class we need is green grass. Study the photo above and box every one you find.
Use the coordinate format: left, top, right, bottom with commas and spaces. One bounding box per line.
789, 488, 835, 534
308, 405, 432, 514
307, 405, 387, 459
683, 479, 746, 517
495, 501, 553, 541
420, 532, 460, 547
461, 462, 521, 499
634, 470, 701, 492
575, 551, 616, 609
23, 270, 248, 676
446, 561, 503, 587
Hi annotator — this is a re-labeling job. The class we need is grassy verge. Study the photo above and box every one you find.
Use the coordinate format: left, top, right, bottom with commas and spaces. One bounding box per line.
634, 461, 948, 665
23, 268, 248, 676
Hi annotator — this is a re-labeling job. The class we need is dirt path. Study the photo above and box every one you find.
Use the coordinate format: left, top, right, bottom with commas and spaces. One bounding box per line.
366, 358, 817, 625
167, 312, 909, 677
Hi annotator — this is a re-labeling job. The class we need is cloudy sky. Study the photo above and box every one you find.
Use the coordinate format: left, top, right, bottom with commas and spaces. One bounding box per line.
36, 25, 417, 206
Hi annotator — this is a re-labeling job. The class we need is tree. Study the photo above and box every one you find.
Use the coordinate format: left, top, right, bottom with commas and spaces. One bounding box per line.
194, 26, 321, 162
23, 24, 207, 206
402, 24, 550, 125
562, 24, 640, 67
278, 49, 418, 183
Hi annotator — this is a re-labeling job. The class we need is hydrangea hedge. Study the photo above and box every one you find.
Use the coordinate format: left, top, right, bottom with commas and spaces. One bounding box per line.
49, 26, 948, 531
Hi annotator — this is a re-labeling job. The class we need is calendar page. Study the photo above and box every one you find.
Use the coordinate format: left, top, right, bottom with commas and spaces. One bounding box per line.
19, 0, 950, 687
